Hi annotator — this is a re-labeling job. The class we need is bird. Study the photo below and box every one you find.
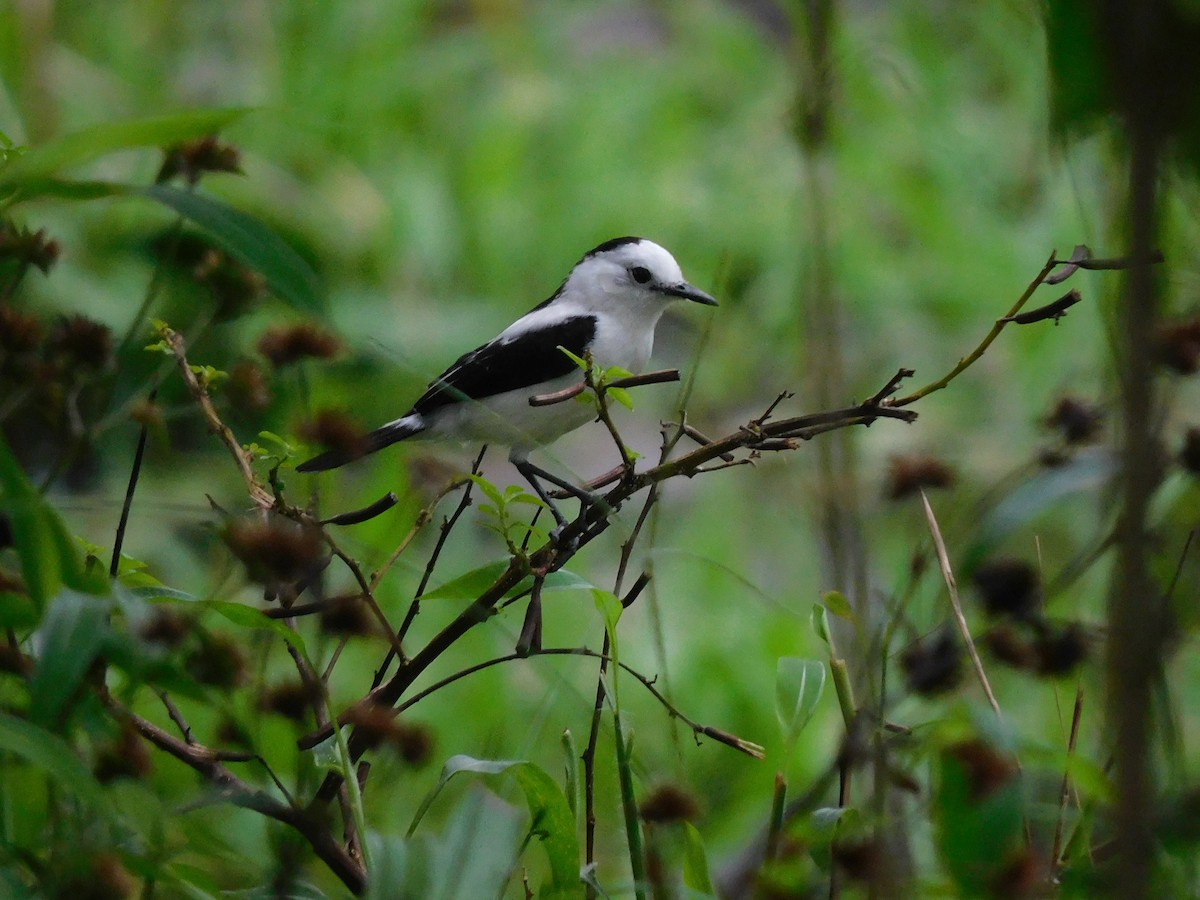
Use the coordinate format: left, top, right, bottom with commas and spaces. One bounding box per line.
296, 236, 718, 527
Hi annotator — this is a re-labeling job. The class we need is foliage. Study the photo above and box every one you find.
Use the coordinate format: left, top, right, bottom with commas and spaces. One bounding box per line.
1, 3, 1199, 898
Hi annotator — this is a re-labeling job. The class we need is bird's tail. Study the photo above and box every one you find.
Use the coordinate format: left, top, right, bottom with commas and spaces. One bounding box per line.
295, 415, 425, 473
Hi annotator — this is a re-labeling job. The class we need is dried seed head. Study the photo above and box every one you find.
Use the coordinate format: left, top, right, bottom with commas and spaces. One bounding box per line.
392, 721, 436, 765
1155, 317, 1200, 374
345, 704, 435, 764
0, 305, 43, 355
990, 848, 1051, 899
318, 594, 376, 637
1033, 621, 1089, 677
157, 135, 243, 185
946, 738, 1018, 801
984, 623, 1040, 672
901, 625, 963, 696
223, 517, 325, 585
832, 838, 886, 882
639, 783, 701, 824
262, 679, 323, 721
1180, 426, 1200, 474
257, 323, 340, 369
138, 608, 192, 648
193, 247, 267, 320
49, 314, 114, 372
1045, 395, 1103, 445
972, 558, 1042, 620
886, 454, 955, 500
94, 721, 153, 783
184, 632, 248, 689
299, 409, 368, 462
0, 222, 61, 274
224, 360, 272, 414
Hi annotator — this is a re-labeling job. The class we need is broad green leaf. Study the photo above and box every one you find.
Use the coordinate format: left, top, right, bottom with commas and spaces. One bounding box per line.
408, 755, 525, 837
513, 763, 581, 895
139, 184, 322, 312
0, 712, 114, 818
0, 108, 248, 187
0, 435, 106, 621
29, 590, 111, 729
406, 753, 578, 894
682, 822, 715, 895
775, 657, 826, 748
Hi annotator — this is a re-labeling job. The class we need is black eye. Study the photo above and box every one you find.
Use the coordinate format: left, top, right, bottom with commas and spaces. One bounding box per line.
630, 266, 652, 284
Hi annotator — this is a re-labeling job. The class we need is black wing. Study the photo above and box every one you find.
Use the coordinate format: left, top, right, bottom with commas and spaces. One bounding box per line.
411, 315, 597, 416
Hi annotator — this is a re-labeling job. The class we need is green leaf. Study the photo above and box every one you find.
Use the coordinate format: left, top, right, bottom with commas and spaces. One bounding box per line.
0, 108, 248, 188
408, 755, 524, 837
29, 590, 111, 729
593, 589, 622, 658
558, 346, 590, 371
811, 603, 831, 647
467, 473, 505, 506
822, 590, 855, 624
139, 184, 322, 312
421, 562, 589, 602
0, 712, 114, 818
206, 600, 309, 659
0, 436, 106, 624
513, 763, 581, 895
420, 561, 511, 601
607, 387, 634, 410
775, 657, 826, 748
388, 790, 523, 900
935, 747, 1024, 893
682, 822, 715, 895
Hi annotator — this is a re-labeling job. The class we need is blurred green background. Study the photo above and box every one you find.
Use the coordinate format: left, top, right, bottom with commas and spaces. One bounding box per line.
3, 0, 1198, 895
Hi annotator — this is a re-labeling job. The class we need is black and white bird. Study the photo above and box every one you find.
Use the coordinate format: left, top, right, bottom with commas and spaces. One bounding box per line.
297, 236, 717, 526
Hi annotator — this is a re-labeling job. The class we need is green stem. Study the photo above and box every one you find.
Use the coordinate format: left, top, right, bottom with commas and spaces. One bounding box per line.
612, 712, 646, 900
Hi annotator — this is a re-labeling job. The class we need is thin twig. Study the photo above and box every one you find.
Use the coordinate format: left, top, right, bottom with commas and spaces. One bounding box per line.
919, 490, 1002, 718
110, 388, 157, 577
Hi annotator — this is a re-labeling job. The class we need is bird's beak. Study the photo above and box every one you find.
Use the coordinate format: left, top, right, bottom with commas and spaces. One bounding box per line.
657, 282, 719, 306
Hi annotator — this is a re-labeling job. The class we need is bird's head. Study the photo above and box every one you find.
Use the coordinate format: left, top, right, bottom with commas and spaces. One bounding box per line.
564, 236, 718, 313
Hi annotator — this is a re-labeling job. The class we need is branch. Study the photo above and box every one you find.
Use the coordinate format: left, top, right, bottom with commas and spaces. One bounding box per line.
164, 328, 272, 509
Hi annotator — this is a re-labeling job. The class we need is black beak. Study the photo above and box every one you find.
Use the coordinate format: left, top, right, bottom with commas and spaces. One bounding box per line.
656, 281, 719, 306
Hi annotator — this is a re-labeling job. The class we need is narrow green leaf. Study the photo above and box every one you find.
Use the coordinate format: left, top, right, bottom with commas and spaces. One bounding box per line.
810, 603, 831, 647
775, 657, 827, 748
513, 763, 581, 895
207, 600, 308, 658
139, 184, 322, 312
0, 435, 105, 618
0, 108, 248, 187
682, 822, 716, 896
29, 590, 111, 729
593, 589, 623, 661
0, 712, 114, 818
